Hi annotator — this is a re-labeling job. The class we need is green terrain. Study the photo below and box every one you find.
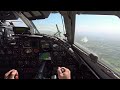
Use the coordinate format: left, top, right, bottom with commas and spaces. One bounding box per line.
75, 32, 120, 75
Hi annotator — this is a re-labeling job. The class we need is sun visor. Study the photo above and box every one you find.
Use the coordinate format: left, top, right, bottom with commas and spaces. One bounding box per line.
0, 11, 18, 20
21, 11, 51, 20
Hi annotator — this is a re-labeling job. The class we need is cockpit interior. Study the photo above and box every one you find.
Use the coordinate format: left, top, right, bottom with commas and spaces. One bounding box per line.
0, 11, 119, 79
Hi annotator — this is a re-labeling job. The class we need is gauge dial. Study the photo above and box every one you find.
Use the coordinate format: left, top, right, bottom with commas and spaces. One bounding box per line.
34, 49, 39, 53
25, 48, 32, 54
53, 52, 58, 56
53, 44, 59, 50
7, 50, 12, 54
24, 41, 30, 47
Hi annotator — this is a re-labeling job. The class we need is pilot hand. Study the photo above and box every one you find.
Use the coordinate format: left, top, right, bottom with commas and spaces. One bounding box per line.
57, 67, 71, 79
4, 69, 19, 79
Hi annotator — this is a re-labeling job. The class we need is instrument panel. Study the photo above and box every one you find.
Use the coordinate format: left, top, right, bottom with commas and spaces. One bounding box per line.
0, 35, 79, 79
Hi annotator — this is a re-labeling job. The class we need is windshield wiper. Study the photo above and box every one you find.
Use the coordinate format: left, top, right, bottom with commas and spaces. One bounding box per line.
54, 24, 61, 37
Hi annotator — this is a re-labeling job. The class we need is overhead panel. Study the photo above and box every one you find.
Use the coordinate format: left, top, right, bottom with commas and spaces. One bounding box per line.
31, 11, 42, 16
23, 12, 32, 18
21, 11, 51, 20
0, 11, 18, 20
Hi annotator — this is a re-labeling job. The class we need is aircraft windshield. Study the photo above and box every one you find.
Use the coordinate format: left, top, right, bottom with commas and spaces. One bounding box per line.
6, 18, 28, 27
32, 13, 66, 39
74, 14, 120, 76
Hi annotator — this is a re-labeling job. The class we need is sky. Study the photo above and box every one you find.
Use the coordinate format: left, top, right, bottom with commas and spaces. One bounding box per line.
32, 13, 64, 33
8, 13, 120, 35
32, 13, 120, 35
7, 18, 27, 27
75, 14, 120, 34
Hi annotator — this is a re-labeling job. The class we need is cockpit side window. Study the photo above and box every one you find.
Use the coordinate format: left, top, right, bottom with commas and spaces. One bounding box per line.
6, 18, 28, 27
74, 14, 120, 76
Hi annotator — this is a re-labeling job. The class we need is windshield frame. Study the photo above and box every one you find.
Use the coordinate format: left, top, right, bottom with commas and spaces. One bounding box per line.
31, 12, 66, 39
74, 13, 120, 77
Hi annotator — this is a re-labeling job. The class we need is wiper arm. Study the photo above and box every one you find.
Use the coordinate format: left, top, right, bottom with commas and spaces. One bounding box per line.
54, 24, 61, 37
